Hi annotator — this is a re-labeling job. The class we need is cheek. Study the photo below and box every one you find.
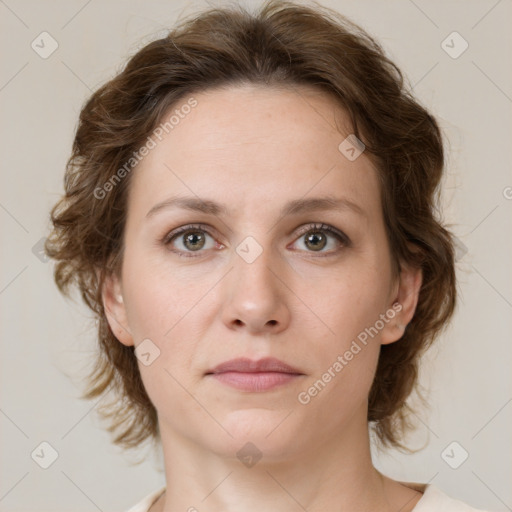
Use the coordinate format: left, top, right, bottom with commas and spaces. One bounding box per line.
297, 260, 391, 339
292, 259, 390, 402
123, 283, 173, 340
122, 268, 205, 418
121, 254, 214, 375
121, 247, 199, 339
299, 346, 380, 438
296, 275, 384, 418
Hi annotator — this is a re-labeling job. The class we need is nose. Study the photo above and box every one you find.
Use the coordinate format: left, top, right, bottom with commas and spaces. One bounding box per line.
221, 245, 291, 335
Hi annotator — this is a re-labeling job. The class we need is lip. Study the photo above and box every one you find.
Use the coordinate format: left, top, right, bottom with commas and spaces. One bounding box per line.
207, 357, 302, 374
205, 357, 304, 392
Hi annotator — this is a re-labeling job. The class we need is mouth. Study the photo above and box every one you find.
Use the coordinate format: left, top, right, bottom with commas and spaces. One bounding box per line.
205, 357, 304, 392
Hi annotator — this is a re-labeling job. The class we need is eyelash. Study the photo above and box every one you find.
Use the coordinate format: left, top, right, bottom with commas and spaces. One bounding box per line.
161, 222, 351, 258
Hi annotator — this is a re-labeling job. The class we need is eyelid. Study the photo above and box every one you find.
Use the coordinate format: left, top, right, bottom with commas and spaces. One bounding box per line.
293, 222, 351, 247
161, 223, 215, 245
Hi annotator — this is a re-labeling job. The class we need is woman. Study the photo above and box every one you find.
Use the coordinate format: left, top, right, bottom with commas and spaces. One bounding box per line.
45, 1, 491, 511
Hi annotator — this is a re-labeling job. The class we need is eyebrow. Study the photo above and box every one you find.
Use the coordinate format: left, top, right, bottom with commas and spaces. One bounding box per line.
145, 195, 365, 219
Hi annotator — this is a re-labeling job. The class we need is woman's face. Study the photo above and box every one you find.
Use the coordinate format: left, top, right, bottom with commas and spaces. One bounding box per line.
104, 84, 421, 460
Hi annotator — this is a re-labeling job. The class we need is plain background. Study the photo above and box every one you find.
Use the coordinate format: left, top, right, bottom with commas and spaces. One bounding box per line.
1, 0, 511, 510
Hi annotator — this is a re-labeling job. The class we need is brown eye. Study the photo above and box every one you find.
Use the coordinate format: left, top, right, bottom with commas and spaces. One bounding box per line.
181, 230, 207, 251
304, 231, 328, 251
163, 224, 217, 257
292, 223, 350, 256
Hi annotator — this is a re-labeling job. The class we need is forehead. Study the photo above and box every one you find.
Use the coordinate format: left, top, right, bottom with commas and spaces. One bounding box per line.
127, 84, 381, 220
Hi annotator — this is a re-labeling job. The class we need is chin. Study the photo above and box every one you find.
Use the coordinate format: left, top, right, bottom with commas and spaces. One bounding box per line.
203, 408, 303, 462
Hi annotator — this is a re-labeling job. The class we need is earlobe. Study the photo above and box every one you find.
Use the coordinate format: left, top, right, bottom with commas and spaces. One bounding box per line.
101, 271, 134, 347
381, 263, 423, 345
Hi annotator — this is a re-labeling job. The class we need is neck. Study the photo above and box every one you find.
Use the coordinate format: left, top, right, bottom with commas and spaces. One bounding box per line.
151, 408, 421, 512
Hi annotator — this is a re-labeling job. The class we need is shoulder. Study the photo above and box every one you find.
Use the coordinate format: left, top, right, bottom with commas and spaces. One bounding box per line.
413, 484, 494, 512
124, 486, 166, 512
124, 483, 494, 512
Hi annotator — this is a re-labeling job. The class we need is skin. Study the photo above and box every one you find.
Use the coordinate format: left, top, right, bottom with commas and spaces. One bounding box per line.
103, 84, 424, 512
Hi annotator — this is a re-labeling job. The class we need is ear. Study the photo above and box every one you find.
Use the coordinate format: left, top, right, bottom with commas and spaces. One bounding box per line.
101, 271, 134, 347
380, 261, 422, 345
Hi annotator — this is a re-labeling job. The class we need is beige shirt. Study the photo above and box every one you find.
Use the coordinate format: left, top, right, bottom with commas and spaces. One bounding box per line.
125, 483, 493, 512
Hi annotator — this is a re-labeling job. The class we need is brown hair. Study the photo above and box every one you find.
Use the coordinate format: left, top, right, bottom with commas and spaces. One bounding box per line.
45, 0, 456, 454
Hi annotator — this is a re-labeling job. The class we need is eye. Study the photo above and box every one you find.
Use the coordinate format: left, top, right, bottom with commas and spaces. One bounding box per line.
291, 223, 350, 256
163, 224, 219, 258
162, 222, 350, 258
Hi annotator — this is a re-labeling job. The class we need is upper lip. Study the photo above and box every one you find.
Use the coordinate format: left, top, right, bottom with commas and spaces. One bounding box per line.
206, 357, 303, 375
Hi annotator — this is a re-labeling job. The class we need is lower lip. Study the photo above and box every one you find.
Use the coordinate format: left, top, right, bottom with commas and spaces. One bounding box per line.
208, 371, 301, 391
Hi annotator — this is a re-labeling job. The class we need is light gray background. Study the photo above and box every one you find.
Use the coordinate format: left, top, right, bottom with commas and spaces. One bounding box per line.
1, 0, 511, 511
